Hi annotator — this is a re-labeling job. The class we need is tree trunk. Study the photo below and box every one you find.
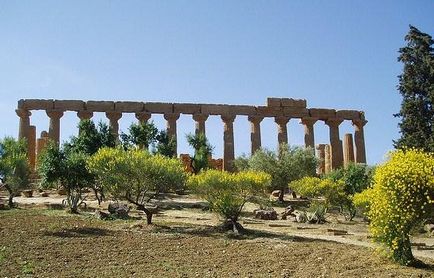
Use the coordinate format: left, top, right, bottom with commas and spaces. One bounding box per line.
5, 184, 14, 208
221, 219, 245, 234
138, 205, 153, 225
278, 189, 285, 202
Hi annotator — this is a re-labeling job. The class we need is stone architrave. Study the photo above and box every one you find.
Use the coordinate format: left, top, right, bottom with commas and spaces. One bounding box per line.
300, 117, 317, 149
324, 144, 332, 174
192, 113, 209, 136
28, 125, 36, 171
221, 114, 236, 172
325, 118, 344, 169
46, 110, 64, 145
16, 109, 31, 141
164, 113, 180, 155
274, 116, 290, 147
248, 115, 263, 155
352, 119, 368, 164
316, 144, 326, 175
77, 111, 93, 121
105, 112, 122, 139
135, 112, 152, 124
343, 133, 355, 168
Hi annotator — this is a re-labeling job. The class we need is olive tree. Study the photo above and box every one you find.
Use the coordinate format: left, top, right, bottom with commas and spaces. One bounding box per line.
0, 137, 30, 208
88, 148, 187, 224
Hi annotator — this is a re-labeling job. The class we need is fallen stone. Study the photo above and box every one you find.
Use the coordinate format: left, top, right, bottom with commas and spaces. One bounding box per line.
108, 202, 130, 219
254, 208, 277, 220
94, 210, 110, 220
271, 190, 281, 197
40, 192, 49, 197
21, 190, 33, 198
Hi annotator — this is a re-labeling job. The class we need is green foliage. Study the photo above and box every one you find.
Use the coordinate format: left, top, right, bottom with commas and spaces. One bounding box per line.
186, 133, 213, 174
120, 121, 158, 150
188, 170, 271, 226
0, 137, 30, 207
245, 144, 318, 201
233, 154, 250, 172
154, 130, 177, 158
364, 149, 434, 265
88, 147, 187, 224
394, 26, 434, 152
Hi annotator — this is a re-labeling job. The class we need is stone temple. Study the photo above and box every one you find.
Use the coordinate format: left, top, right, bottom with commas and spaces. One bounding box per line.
16, 98, 367, 173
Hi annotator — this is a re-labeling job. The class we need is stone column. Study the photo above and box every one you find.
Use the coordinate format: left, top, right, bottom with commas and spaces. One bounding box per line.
274, 116, 290, 147
28, 125, 36, 172
325, 118, 344, 169
248, 115, 263, 155
36, 131, 49, 166
77, 111, 93, 121
300, 117, 317, 149
192, 113, 209, 136
164, 113, 180, 155
343, 133, 355, 168
135, 112, 152, 124
316, 144, 326, 175
106, 112, 122, 139
352, 119, 368, 164
324, 144, 332, 174
221, 114, 236, 172
16, 109, 31, 141
46, 110, 64, 145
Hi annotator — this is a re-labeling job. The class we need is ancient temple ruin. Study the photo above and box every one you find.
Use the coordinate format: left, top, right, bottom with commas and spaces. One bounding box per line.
16, 98, 367, 173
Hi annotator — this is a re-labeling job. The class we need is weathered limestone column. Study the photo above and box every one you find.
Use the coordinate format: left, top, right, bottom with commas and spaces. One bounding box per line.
300, 117, 317, 149
248, 115, 263, 155
77, 111, 93, 121
46, 110, 64, 145
274, 116, 290, 147
164, 113, 180, 155
105, 112, 122, 139
221, 114, 236, 172
343, 133, 355, 168
28, 125, 36, 171
316, 144, 326, 175
352, 119, 368, 164
16, 109, 31, 141
36, 131, 49, 166
192, 113, 208, 136
324, 144, 332, 174
325, 118, 344, 169
135, 112, 152, 124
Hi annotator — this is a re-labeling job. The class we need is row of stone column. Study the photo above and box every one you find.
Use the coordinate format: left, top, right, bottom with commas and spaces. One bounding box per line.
16, 108, 367, 172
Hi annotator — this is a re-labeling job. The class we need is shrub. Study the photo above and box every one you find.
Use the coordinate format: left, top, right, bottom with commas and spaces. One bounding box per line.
120, 121, 158, 150
246, 144, 317, 201
0, 137, 30, 208
186, 133, 213, 174
188, 169, 271, 233
88, 148, 187, 224
366, 149, 434, 265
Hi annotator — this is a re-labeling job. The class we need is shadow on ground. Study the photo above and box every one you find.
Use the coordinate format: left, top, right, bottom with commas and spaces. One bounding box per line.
43, 227, 113, 238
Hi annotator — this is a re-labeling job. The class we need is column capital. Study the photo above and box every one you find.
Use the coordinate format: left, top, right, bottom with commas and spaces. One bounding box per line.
274, 116, 290, 125
248, 115, 264, 123
77, 110, 93, 120
135, 112, 151, 122
46, 110, 64, 119
221, 114, 236, 123
316, 144, 326, 151
300, 117, 318, 126
15, 109, 31, 118
325, 117, 344, 127
105, 111, 122, 121
352, 119, 368, 128
192, 113, 209, 122
164, 113, 180, 121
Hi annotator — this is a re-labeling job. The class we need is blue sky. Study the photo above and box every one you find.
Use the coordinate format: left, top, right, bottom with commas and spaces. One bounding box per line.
1, 1, 433, 164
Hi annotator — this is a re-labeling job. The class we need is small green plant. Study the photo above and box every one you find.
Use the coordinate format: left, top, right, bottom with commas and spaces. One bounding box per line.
21, 260, 34, 275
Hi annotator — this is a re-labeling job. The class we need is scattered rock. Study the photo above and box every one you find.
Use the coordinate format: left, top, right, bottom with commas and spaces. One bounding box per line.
424, 224, 434, 234
21, 190, 33, 198
0, 203, 6, 210
108, 202, 130, 219
271, 190, 281, 197
94, 210, 110, 220
40, 192, 49, 197
254, 208, 277, 220
281, 205, 295, 220
294, 211, 307, 223
57, 188, 67, 195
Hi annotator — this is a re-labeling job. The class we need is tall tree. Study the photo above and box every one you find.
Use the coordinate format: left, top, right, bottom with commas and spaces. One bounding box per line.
394, 25, 434, 152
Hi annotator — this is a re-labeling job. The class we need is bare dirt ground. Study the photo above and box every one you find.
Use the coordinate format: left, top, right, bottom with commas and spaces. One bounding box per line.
0, 191, 433, 277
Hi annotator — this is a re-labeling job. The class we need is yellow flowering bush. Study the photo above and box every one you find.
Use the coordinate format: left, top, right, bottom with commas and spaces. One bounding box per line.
366, 149, 434, 265
188, 169, 271, 233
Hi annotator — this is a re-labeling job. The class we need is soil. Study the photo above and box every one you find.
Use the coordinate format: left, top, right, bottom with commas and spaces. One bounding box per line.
0, 191, 433, 277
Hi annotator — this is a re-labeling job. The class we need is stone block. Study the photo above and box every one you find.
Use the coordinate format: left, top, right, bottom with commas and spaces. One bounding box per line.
282, 107, 309, 118
229, 105, 256, 115
173, 103, 201, 114
54, 100, 85, 111
256, 106, 283, 117
281, 98, 307, 108
22, 99, 54, 110
336, 110, 361, 120
115, 101, 144, 112
201, 104, 232, 115
86, 101, 115, 112
266, 97, 281, 107
309, 108, 336, 120
145, 102, 173, 114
